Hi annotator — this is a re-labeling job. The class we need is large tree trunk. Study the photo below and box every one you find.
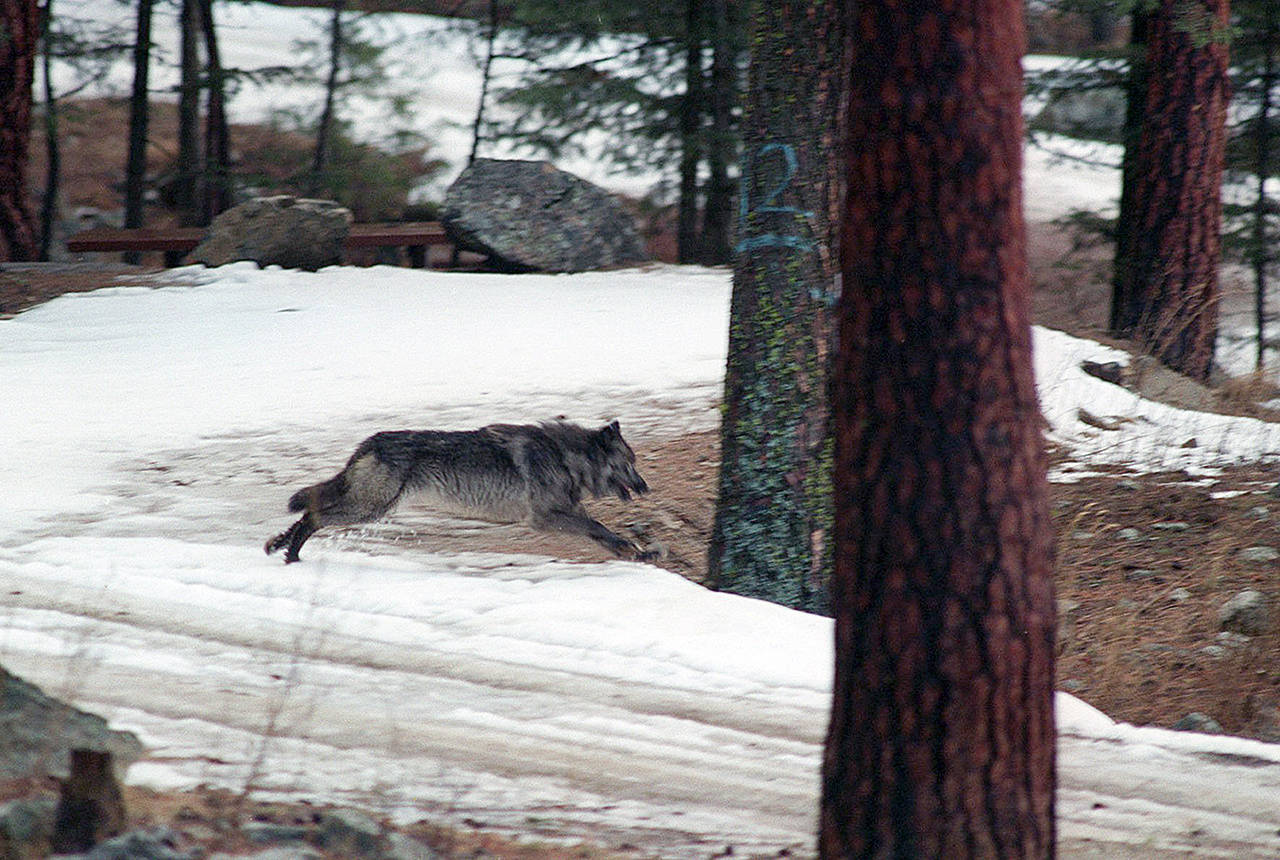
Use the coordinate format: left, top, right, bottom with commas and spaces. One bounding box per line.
123, 0, 154, 264
821, 0, 1056, 855
676, 0, 702, 265
0, 0, 39, 261
1109, 0, 1230, 381
706, 0, 842, 614
699, 0, 735, 265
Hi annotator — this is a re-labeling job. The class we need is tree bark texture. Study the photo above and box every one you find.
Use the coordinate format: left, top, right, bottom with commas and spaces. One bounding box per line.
707, 0, 842, 615
0, 0, 39, 261
1110, 0, 1229, 381
821, 1, 1056, 856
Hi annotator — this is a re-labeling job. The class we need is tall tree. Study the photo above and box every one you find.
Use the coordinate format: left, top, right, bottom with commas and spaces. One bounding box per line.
123, 0, 154, 264
197, 0, 231, 223
676, 0, 702, 263
38, 0, 58, 260
707, 0, 842, 613
1110, 0, 1231, 380
821, 0, 1056, 855
0, 0, 39, 261
310, 0, 346, 194
174, 0, 202, 225
698, 0, 737, 265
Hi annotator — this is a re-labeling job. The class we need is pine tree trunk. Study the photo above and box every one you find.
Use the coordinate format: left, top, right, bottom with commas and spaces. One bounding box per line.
821, 0, 1056, 855
676, 0, 702, 265
198, 0, 231, 224
1110, 0, 1230, 381
699, 0, 735, 265
38, 0, 59, 260
175, 0, 202, 226
123, 0, 154, 264
707, 1, 841, 614
311, 0, 345, 195
0, 0, 39, 261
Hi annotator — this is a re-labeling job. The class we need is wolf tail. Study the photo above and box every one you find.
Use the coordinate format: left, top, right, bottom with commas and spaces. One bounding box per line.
287, 474, 346, 513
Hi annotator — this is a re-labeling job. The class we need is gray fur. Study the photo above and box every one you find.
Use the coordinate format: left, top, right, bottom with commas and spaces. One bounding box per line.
265, 419, 651, 564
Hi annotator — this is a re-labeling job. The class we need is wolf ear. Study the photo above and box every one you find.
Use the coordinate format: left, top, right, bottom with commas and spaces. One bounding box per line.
603, 420, 621, 437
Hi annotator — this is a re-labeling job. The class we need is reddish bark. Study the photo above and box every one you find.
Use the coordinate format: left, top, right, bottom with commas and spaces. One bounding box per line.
1111, 0, 1230, 381
0, 0, 39, 261
821, 1, 1056, 857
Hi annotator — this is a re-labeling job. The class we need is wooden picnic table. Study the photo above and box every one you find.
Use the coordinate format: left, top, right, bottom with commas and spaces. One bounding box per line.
66, 221, 453, 268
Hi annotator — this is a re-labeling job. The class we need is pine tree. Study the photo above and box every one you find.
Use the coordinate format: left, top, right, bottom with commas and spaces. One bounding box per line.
821, 0, 1056, 853
0, 0, 39, 261
707, 0, 842, 614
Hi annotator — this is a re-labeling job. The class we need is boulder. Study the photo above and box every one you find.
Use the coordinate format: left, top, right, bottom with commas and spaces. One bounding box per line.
0, 665, 144, 782
187, 196, 352, 271
442, 159, 647, 272
1219, 589, 1272, 636
1031, 86, 1126, 143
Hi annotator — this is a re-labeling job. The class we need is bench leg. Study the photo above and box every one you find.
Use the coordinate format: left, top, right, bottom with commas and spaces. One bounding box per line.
164, 249, 186, 267
408, 245, 426, 268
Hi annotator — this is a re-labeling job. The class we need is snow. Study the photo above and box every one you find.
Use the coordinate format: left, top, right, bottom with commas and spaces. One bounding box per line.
8, 2, 1278, 855
3, 262, 1280, 856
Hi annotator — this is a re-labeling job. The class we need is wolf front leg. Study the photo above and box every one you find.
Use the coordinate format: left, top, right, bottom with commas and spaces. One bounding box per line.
264, 513, 320, 564
532, 507, 655, 561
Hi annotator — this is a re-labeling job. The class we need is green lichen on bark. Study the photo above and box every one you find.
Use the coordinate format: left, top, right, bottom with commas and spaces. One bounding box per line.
707, 1, 840, 615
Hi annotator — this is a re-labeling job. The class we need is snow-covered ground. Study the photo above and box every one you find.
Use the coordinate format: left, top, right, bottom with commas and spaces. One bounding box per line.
3, 263, 1280, 857
7, 2, 1278, 856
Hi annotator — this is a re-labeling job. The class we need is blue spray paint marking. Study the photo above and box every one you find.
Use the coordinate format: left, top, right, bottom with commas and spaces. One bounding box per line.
736, 142, 815, 253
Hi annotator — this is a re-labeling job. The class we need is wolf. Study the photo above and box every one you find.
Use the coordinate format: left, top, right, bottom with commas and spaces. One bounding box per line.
264, 419, 652, 564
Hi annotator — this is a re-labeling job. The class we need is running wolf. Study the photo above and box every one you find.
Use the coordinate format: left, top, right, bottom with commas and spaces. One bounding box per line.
264, 419, 652, 564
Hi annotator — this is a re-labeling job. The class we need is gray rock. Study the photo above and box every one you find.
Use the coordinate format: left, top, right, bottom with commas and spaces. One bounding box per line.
1245, 505, 1271, 520
1116, 527, 1142, 540
0, 795, 56, 856
187, 196, 352, 271
1116, 479, 1141, 492
1199, 645, 1229, 659
210, 849, 323, 860
1171, 712, 1223, 734
82, 827, 196, 860
315, 808, 385, 857
1168, 587, 1192, 602
1031, 86, 1126, 142
1123, 568, 1159, 582
1151, 521, 1189, 532
1236, 545, 1280, 563
1219, 589, 1272, 636
384, 831, 442, 860
442, 159, 647, 272
1215, 630, 1251, 648
244, 821, 312, 844
0, 665, 143, 781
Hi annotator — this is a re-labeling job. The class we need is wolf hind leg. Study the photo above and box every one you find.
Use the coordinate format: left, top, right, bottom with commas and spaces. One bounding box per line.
532, 507, 651, 560
264, 513, 320, 564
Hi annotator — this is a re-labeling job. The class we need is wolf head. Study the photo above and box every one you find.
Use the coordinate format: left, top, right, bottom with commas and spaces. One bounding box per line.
590, 420, 650, 501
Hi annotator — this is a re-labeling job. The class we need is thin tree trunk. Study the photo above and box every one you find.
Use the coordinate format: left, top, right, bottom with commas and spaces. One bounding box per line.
677, 0, 702, 264
175, 0, 202, 225
1253, 5, 1275, 370
1110, 0, 1230, 381
699, 0, 734, 265
123, 0, 154, 264
821, 0, 1056, 854
1110, 9, 1149, 334
38, 0, 59, 260
0, 0, 40, 261
311, 0, 345, 195
198, 0, 231, 223
707, 0, 841, 614
468, 0, 499, 165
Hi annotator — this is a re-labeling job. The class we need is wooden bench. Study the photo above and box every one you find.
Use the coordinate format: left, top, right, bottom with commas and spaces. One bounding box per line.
66, 221, 454, 268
